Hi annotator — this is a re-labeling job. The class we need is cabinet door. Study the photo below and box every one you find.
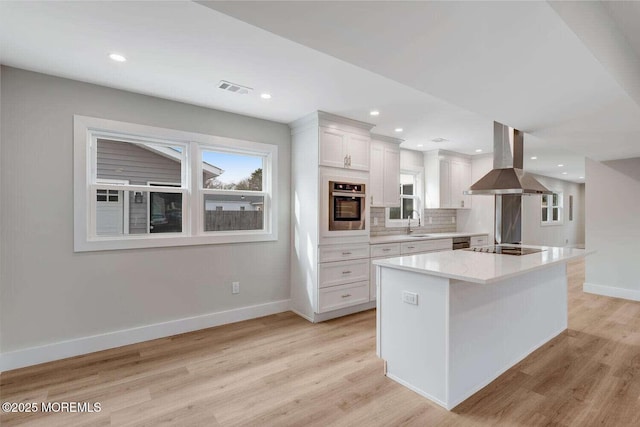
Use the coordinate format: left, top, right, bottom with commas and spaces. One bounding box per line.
346, 134, 370, 171
319, 127, 347, 168
383, 145, 400, 206
369, 142, 384, 206
439, 159, 452, 208
451, 160, 472, 209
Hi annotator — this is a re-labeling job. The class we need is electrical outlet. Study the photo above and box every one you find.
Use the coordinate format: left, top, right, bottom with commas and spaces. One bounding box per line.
232, 281, 240, 294
402, 291, 418, 305
373, 217, 379, 226
452, 216, 456, 224
428, 216, 433, 224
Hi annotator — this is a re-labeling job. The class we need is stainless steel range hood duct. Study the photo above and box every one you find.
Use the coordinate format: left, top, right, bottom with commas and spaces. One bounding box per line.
464, 122, 552, 196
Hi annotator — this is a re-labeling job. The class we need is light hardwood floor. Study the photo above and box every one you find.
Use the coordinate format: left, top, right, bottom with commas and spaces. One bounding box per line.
2, 260, 640, 426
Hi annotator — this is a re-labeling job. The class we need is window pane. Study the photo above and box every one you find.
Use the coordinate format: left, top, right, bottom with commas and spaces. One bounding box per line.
150, 192, 183, 233
202, 150, 263, 191
402, 198, 414, 219
541, 195, 548, 207
96, 139, 184, 186
389, 207, 401, 220
542, 208, 548, 222
553, 208, 559, 221
402, 184, 414, 196
552, 193, 559, 207
204, 194, 264, 231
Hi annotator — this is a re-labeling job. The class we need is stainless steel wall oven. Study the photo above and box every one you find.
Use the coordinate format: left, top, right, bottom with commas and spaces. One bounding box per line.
328, 181, 366, 231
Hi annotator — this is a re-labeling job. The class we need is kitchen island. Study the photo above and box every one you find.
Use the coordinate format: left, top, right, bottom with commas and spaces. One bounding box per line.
374, 245, 589, 410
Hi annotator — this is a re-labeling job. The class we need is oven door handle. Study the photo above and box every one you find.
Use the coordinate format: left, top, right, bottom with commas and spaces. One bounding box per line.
332, 192, 365, 198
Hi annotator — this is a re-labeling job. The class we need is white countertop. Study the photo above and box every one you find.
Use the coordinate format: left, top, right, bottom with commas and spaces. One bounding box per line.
370, 232, 488, 245
373, 245, 590, 284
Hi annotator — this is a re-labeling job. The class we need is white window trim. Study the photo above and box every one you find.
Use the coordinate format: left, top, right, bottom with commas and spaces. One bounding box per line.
385, 168, 423, 228
540, 191, 564, 227
74, 115, 278, 252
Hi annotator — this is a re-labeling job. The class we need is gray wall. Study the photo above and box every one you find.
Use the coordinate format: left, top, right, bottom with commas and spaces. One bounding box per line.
0, 67, 291, 353
585, 157, 640, 298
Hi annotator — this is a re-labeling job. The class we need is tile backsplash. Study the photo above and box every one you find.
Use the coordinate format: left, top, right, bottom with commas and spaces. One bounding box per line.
370, 207, 457, 236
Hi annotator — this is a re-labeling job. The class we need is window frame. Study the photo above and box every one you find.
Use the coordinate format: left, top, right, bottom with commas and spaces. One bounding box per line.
540, 191, 563, 226
385, 169, 423, 228
74, 115, 278, 252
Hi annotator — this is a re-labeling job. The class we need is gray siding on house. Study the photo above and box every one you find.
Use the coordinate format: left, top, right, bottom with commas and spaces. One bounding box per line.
97, 139, 182, 185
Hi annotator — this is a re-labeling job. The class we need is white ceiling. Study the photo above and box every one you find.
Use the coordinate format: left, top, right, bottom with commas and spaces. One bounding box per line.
2, 1, 640, 183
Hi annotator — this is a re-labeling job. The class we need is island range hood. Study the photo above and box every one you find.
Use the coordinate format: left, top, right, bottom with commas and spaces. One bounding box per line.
464, 122, 552, 196
465, 122, 551, 245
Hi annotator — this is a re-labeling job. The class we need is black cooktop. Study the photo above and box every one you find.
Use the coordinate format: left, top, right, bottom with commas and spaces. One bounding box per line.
464, 246, 545, 256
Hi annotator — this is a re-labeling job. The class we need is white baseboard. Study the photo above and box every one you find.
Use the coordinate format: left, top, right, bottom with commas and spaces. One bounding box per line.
0, 299, 290, 372
583, 282, 640, 301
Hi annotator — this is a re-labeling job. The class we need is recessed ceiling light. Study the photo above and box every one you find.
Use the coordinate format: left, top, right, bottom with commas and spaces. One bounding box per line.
431, 137, 448, 143
579, 176, 584, 179
109, 53, 126, 62
562, 172, 568, 175
558, 164, 564, 167
394, 128, 403, 133
260, 93, 272, 99
475, 149, 483, 153
370, 110, 380, 116
530, 156, 537, 160
417, 144, 423, 147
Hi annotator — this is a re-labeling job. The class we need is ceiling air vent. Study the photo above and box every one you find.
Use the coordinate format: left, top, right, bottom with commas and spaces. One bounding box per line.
217, 80, 253, 95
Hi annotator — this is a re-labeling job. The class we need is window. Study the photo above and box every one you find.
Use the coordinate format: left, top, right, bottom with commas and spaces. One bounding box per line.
541, 192, 563, 225
74, 115, 278, 251
386, 171, 422, 227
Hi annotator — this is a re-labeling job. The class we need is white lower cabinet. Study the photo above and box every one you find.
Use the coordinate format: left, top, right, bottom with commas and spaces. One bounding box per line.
318, 281, 370, 313
317, 243, 370, 314
319, 259, 369, 288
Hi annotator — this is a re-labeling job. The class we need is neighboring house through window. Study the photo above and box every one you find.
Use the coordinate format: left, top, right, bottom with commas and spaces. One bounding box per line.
74, 115, 278, 251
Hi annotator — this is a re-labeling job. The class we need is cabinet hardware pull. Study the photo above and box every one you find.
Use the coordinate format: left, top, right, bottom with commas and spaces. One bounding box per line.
342, 252, 352, 255
382, 248, 391, 252
371, 196, 374, 205
342, 270, 352, 274
348, 155, 352, 167
341, 294, 352, 298
407, 246, 415, 249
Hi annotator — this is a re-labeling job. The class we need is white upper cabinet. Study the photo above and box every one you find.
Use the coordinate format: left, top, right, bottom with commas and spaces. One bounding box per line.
369, 135, 401, 207
319, 126, 370, 171
424, 150, 472, 209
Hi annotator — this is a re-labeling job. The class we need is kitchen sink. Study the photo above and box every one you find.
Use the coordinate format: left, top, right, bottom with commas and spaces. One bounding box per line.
407, 234, 435, 238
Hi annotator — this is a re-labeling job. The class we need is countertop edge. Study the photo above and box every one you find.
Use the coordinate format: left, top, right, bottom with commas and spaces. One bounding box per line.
373, 248, 593, 284
370, 232, 489, 245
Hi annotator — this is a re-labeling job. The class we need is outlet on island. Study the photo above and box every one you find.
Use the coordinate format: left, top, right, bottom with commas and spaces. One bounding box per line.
232, 281, 240, 294
402, 291, 418, 305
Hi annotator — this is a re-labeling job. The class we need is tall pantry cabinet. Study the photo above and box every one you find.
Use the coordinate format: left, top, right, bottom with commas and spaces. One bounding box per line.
289, 111, 376, 323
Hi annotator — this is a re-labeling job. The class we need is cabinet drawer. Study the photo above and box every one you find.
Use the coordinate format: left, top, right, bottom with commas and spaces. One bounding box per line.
401, 238, 452, 255
319, 243, 370, 263
370, 243, 401, 258
318, 281, 369, 313
319, 259, 370, 288
471, 235, 489, 247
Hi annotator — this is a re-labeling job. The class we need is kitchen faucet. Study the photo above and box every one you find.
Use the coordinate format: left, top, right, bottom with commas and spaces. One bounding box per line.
406, 209, 421, 234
